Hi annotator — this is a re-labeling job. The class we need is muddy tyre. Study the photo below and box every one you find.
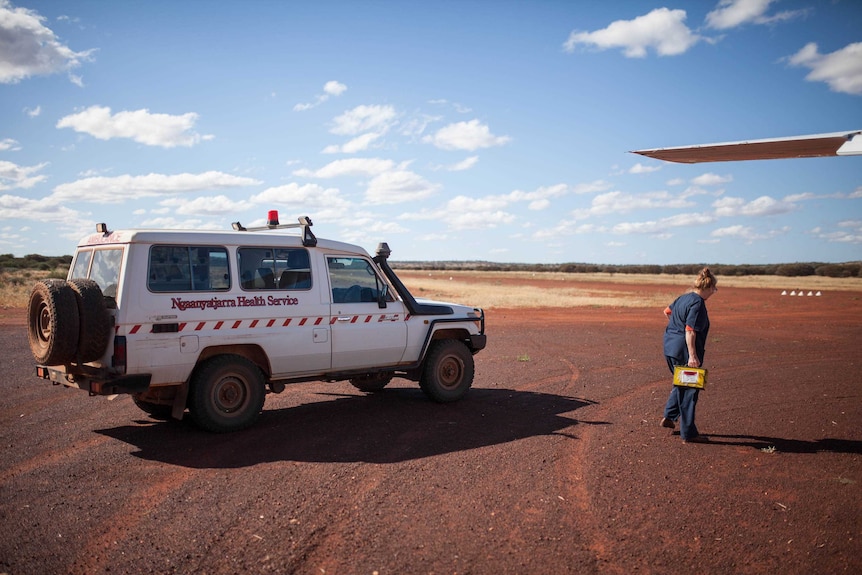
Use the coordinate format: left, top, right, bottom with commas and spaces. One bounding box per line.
189, 355, 266, 432
419, 340, 474, 403
350, 373, 393, 393
69, 279, 112, 363
27, 279, 80, 365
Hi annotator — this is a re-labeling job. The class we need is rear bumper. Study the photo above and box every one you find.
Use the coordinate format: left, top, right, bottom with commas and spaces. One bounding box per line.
36, 366, 152, 395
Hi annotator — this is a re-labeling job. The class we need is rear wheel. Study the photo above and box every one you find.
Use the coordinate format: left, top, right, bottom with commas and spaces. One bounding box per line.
27, 279, 79, 365
419, 340, 474, 402
190, 355, 265, 432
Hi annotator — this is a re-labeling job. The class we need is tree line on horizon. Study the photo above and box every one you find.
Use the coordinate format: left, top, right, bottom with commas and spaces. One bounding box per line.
391, 260, 862, 278
1, 253, 860, 278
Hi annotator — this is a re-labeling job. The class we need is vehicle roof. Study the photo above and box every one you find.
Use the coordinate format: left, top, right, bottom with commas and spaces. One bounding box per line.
77, 228, 371, 256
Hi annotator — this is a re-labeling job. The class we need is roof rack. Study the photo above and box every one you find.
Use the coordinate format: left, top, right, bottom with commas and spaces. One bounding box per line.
231, 212, 317, 247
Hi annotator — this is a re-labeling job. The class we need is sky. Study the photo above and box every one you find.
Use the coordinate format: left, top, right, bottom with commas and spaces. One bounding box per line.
1, 0, 861, 265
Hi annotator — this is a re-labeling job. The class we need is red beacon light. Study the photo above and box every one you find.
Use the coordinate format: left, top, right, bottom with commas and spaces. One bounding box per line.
267, 210, 280, 227
231, 211, 316, 247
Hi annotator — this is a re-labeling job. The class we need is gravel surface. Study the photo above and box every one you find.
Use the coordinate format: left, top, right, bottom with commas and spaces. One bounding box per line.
1, 282, 860, 574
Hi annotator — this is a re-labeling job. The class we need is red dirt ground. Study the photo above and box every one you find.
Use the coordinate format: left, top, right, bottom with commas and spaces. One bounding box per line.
1, 280, 860, 574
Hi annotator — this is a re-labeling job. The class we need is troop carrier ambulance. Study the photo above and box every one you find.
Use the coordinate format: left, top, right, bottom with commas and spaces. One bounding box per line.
28, 213, 486, 432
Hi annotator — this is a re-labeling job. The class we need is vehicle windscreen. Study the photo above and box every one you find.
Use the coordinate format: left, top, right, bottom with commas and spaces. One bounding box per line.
70, 247, 123, 298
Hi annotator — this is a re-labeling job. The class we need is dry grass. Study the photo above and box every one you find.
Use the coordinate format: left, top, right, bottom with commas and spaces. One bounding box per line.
398, 270, 862, 309
1, 269, 63, 308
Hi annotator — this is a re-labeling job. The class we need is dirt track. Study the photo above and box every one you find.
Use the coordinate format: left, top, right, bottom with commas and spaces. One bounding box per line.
1, 281, 860, 574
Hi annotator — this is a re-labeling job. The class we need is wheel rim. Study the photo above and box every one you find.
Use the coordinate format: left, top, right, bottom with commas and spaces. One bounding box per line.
37, 301, 52, 343
212, 375, 248, 413
437, 354, 464, 390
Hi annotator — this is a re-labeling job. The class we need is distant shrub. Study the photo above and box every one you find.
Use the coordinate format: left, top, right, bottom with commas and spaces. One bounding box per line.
776, 263, 816, 277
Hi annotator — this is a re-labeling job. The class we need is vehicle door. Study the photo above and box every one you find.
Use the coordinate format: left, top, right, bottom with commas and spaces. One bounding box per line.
327, 256, 407, 370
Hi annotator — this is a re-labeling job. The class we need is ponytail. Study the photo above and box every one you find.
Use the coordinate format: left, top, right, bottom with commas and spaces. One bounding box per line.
694, 267, 716, 291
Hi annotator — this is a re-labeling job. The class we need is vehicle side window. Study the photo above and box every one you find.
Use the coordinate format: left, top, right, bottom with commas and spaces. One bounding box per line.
328, 257, 391, 304
238, 247, 312, 291
148, 246, 229, 293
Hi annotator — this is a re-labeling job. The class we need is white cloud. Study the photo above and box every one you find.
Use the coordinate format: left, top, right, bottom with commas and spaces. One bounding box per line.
629, 163, 661, 174
323, 80, 347, 97
0, 192, 87, 225
365, 170, 440, 204
447, 156, 479, 171
323, 132, 384, 154
250, 183, 352, 216
24, 105, 41, 117
56, 106, 214, 148
563, 8, 701, 58
294, 80, 348, 111
572, 189, 696, 219
787, 42, 862, 96
612, 212, 716, 235
712, 224, 788, 241
293, 157, 395, 179
0, 160, 48, 189
51, 171, 261, 203
813, 220, 862, 244
159, 195, 253, 216
712, 195, 796, 217
501, 184, 569, 209
330, 105, 396, 136
424, 119, 511, 151
0, 0, 94, 84
691, 172, 732, 186
572, 180, 613, 194
0, 138, 21, 151
705, 0, 807, 30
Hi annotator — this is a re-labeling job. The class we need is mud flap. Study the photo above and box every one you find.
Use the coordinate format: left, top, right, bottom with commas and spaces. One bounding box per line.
172, 381, 189, 421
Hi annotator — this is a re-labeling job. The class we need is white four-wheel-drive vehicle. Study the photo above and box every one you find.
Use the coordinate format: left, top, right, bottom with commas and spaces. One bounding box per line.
28, 213, 486, 432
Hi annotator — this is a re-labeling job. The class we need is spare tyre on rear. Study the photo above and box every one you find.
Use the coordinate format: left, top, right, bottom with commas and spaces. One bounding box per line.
69, 278, 112, 363
27, 279, 80, 365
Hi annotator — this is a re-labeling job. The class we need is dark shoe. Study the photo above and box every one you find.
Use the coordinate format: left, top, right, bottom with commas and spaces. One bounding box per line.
683, 435, 709, 444
660, 417, 675, 429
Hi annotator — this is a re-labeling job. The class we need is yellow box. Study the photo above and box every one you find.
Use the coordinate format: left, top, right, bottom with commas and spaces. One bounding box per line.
673, 366, 707, 389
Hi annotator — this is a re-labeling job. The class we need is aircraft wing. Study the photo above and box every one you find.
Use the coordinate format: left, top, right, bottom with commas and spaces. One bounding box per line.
632, 130, 862, 163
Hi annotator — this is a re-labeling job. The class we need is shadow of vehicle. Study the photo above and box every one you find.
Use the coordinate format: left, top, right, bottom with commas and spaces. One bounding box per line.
95, 387, 599, 468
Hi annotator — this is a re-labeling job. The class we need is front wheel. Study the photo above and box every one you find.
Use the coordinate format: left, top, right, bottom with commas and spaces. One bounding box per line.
189, 355, 266, 432
419, 340, 474, 403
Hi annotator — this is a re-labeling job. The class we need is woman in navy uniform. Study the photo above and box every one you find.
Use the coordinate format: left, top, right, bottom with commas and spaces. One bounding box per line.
660, 268, 718, 443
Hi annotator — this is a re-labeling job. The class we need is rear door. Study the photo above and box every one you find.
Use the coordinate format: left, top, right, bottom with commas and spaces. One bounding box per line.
327, 256, 407, 370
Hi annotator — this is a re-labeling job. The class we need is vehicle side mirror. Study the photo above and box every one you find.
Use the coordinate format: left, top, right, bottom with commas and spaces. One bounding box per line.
377, 285, 388, 309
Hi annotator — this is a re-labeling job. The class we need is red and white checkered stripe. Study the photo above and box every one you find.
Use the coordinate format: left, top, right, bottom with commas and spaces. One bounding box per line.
120, 313, 403, 335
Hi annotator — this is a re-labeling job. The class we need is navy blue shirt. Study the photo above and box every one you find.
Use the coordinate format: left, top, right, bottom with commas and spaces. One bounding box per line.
663, 291, 710, 363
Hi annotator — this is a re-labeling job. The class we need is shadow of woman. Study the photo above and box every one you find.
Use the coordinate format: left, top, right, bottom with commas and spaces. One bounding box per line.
703, 434, 862, 454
